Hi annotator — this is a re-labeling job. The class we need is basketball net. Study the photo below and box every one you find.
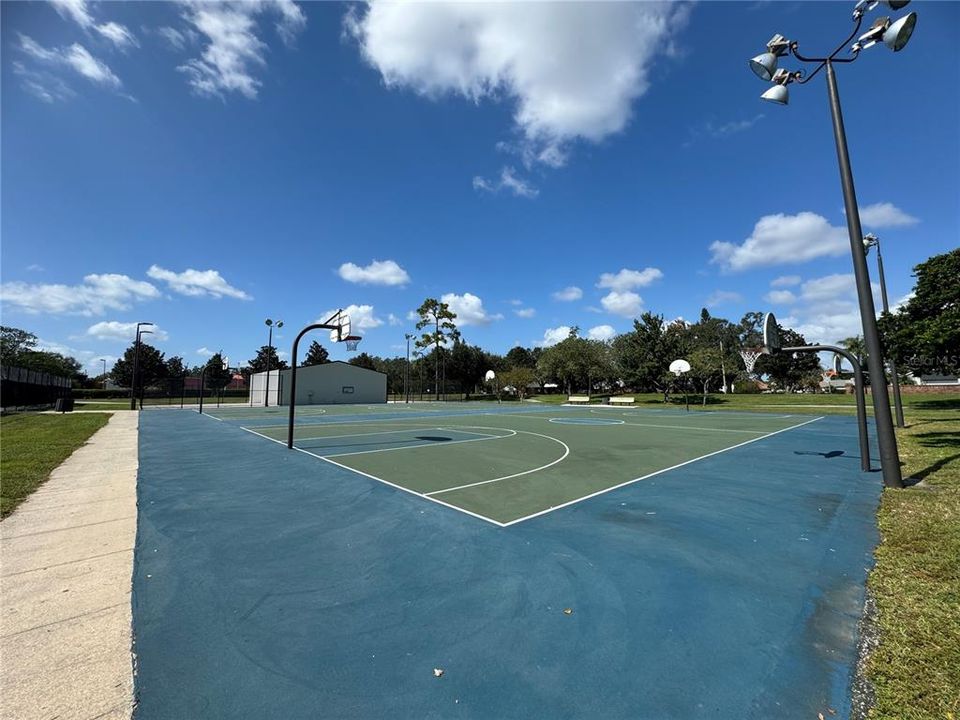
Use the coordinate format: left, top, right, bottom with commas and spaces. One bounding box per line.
739, 348, 763, 376
344, 336, 361, 352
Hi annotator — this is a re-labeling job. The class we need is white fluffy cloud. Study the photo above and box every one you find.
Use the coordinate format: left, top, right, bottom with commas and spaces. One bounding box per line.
347, 2, 688, 166
0, 274, 159, 316
19, 34, 122, 90
514, 307, 536, 319
320, 304, 383, 332
177, 0, 306, 99
771, 275, 801, 287
441, 292, 503, 326
601, 290, 643, 318
552, 286, 582, 302
588, 324, 616, 341
86, 321, 169, 342
538, 326, 573, 347
858, 202, 919, 228
147, 265, 251, 300
710, 212, 848, 272
597, 267, 663, 292
765, 290, 797, 305
778, 273, 882, 345
337, 259, 410, 286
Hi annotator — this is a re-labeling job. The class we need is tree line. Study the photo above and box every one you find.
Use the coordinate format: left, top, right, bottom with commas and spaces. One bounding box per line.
2, 248, 955, 399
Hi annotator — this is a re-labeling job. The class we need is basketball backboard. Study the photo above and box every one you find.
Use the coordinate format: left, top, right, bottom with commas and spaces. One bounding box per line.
669, 359, 691, 376
763, 312, 781, 354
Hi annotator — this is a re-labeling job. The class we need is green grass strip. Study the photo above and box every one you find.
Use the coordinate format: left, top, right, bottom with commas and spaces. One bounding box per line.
0, 413, 111, 518
866, 400, 960, 719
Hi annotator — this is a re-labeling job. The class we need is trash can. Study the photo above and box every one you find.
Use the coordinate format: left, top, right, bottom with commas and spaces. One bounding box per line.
54, 397, 75, 412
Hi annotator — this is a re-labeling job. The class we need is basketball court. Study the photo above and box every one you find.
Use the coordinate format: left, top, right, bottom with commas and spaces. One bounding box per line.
131, 401, 882, 719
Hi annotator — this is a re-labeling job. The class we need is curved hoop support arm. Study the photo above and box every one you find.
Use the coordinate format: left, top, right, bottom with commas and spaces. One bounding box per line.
287, 322, 338, 448
198, 366, 207, 414
782, 344, 871, 472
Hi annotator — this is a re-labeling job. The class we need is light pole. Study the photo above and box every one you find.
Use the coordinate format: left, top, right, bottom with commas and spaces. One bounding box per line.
405, 333, 413, 403
264, 318, 283, 407
99, 358, 107, 389
864, 234, 906, 427
747, 0, 915, 489
129, 322, 154, 410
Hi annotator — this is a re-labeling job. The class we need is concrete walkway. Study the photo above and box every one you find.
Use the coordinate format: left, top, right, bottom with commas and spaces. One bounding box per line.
1, 412, 138, 720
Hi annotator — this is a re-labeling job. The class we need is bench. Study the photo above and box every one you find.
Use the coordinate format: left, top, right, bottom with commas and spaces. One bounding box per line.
567, 395, 591, 404
609, 396, 635, 405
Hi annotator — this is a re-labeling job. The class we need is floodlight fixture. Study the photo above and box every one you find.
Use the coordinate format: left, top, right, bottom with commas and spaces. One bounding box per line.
749, 34, 790, 81
853, 0, 910, 20
883, 12, 916, 51
863, 233, 879, 253
760, 69, 796, 105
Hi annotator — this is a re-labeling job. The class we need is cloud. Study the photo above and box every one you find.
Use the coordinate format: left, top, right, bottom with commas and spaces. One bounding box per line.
158, 26, 192, 51
706, 290, 743, 307
347, 2, 689, 168
684, 114, 764, 147
177, 0, 306, 99
538, 326, 573, 347
147, 265, 251, 300
514, 308, 536, 319
19, 34, 123, 90
338, 259, 410, 286
781, 273, 882, 345
12, 61, 76, 103
387, 313, 402, 326
49, 0, 138, 50
320, 304, 383, 332
552, 286, 582, 302
441, 292, 503, 326
765, 289, 797, 304
86, 321, 169, 342
0, 274, 159, 316
858, 202, 919, 228
196, 346, 215, 357
26, 264, 45, 272
588, 324, 616, 341
771, 275, 801, 287
472, 167, 538, 198
710, 212, 848, 271
600, 290, 643, 318
597, 267, 663, 291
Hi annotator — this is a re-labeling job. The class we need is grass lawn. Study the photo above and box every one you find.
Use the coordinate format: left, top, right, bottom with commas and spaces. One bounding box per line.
0, 412, 111, 517
866, 396, 960, 719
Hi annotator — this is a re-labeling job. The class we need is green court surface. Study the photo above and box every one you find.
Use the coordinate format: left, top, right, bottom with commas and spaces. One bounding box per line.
235, 405, 819, 525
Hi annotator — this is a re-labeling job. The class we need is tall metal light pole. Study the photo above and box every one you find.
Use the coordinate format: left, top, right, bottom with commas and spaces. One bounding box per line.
864, 234, 906, 427
129, 322, 154, 410
100, 358, 107, 389
747, 0, 915, 489
405, 333, 413, 403
264, 319, 283, 407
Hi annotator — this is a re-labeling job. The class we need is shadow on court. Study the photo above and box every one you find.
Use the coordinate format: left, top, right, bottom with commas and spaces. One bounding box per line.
132, 411, 881, 719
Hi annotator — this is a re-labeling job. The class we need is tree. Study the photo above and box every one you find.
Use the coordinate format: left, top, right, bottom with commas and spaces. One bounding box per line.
446, 340, 487, 396
166, 356, 186, 377
248, 345, 289, 373
499, 367, 537, 400
303, 341, 330, 367
612, 313, 686, 398
505, 346, 537, 369
537, 330, 614, 395
348, 352, 378, 371
687, 347, 724, 405
880, 248, 960, 376
17, 351, 85, 383
111, 342, 167, 390
1, 326, 38, 366
755, 327, 822, 391
839, 336, 866, 365
414, 298, 459, 395
203, 353, 232, 392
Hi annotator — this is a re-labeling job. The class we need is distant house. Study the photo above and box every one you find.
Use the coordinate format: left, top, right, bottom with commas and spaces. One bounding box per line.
909, 373, 960, 386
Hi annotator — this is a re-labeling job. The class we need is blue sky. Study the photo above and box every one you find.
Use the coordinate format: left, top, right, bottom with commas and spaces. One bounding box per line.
2, 0, 958, 373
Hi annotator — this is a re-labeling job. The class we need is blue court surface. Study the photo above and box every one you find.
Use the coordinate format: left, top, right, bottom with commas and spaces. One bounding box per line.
132, 404, 881, 719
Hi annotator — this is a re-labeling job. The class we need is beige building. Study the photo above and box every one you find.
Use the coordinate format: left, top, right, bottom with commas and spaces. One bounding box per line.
250, 361, 386, 406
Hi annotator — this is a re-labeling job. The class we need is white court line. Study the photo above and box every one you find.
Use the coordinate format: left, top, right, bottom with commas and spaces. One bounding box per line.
426, 430, 570, 496
499, 415, 826, 526
621, 422, 769, 435
238, 425, 505, 527
272, 426, 448, 443
323, 429, 516, 459
197, 411, 224, 422
242, 407, 552, 431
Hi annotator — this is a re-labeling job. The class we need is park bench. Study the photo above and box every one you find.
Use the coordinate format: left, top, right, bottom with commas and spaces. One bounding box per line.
567, 395, 591, 404
609, 396, 635, 405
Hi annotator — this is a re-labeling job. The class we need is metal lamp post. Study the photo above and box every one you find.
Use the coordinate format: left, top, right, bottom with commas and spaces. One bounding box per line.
747, 0, 915, 489
864, 234, 906, 427
405, 333, 413, 403
100, 358, 107, 389
264, 319, 283, 407
129, 322, 154, 410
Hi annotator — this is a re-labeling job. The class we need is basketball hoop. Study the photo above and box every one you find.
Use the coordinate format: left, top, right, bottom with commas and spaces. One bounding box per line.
739, 348, 764, 376
344, 335, 362, 352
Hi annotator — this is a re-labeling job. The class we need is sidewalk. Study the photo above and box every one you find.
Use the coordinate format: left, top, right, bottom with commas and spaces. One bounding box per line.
1, 412, 138, 720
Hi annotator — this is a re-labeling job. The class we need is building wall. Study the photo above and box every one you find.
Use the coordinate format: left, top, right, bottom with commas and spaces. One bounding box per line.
248, 370, 283, 407
278, 362, 386, 405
